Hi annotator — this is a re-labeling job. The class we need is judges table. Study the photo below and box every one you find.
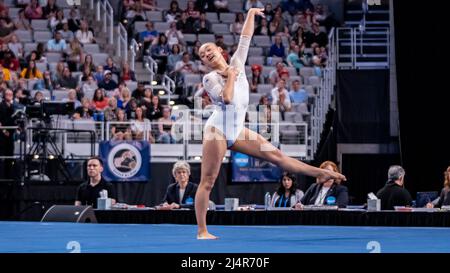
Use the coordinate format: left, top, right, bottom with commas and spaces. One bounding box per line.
94, 209, 450, 227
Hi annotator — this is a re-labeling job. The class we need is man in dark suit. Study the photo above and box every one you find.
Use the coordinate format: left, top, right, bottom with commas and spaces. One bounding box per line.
376, 165, 412, 210
158, 161, 198, 209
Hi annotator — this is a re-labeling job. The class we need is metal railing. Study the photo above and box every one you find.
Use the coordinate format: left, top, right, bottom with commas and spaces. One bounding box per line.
96, 0, 114, 44
309, 27, 337, 159
337, 27, 390, 69
162, 74, 176, 103
117, 22, 128, 62
130, 39, 140, 71
145, 55, 157, 84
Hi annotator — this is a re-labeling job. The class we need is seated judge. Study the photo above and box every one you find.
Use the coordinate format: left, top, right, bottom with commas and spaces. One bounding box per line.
426, 166, 450, 208
296, 161, 348, 208
376, 165, 412, 210
75, 156, 117, 208
158, 161, 198, 210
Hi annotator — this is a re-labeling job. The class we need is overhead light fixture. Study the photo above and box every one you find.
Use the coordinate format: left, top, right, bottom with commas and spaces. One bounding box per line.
194, 156, 201, 161
151, 80, 158, 85
33, 154, 39, 159
169, 100, 175, 105
158, 90, 165, 95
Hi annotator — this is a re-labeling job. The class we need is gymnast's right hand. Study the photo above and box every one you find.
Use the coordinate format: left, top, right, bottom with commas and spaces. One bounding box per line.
227, 66, 239, 78
317, 169, 347, 184
248, 8, 265, 17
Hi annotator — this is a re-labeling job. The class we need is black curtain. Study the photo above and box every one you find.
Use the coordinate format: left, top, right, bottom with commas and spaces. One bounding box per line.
394, 0, 450, 194
342, 153, 401, 204
336, 70, 390, 143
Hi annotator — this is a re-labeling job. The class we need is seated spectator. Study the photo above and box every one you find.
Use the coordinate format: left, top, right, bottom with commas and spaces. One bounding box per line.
428, 166, 450, 208
103, 96, 119, 121
98, 70, 118, 92
92, 88, 109, 111
298, 161, 348, 208
249, 64, 263, 93
376, 165, 413, 210
168, 44, 183, 72
13, 88, 30, 109
8, 34, 24, 60
67, 7, 81, 32
130, 106, 153, 141
287, 44, 304, 71
119, 86, 132, 110
174, 52, 198, 76
2, 50, 20, 72
185, 0, 200, 24
42, 70, 56, 91
147, 94, 163, 120
49, 9, 67, 33
31, 90, 45, 104
140, 87, 153, 109
165, 0, 183, 23
271, 78, 291, 119
268, 61, 285, 86
289, 79, 308, 104
139, 21, 158, 54
0, 17, 15, 43
59, 22, 74, 42
20, 60, 43, 79
150, 34, 171, 75
271, 172, 304, 208
0, 63, 11, 81
111, 108, 132, 140
120, 62, 136, 82
268, 34, 286, 59
62, 89, 81, 109
82, 75, 98, 95
165, 21, 185, 48
255, 95, 272, 137
80, 54, 96, 74
230, 12, 245, 36
131, 82, 146, 101
269, 11, 289, 37
47, 31, 67, 52
193, 12, 211, 34
24, 0, 43, 20
311, 23, 328, 47
75, 157, 117, 208
245, 0, 264, 11
158, 161, 198, 210
126, 97, 138, 119
125, 2, 147, 23
93, 65, 104, 83
214, 0, 229, 12
157, 106, 176, 143
14, 9, 33, 31
312, 55, 323, 77
103, 57, 120, 79
76, 20, 95, 44
254, 18, 271, 36
42, 0, 59, 20
176, 12, 194, 34
67, 39, 84, 71
52, 61, 66, 83
57, 67, 79, 90
73, 97, 94, 119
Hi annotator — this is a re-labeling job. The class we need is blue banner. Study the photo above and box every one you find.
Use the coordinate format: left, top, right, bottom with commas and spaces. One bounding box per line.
99, 140, 150, 182
231, 151, 282, 183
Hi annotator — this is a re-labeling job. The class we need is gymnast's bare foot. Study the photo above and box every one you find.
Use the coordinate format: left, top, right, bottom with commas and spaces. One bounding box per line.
197, 232, 219, 240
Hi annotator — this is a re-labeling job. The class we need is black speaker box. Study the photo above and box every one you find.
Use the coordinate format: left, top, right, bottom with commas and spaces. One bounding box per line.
41, 205, 97, 223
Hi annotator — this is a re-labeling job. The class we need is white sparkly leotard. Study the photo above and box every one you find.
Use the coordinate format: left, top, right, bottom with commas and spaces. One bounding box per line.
202, 35, 250, 147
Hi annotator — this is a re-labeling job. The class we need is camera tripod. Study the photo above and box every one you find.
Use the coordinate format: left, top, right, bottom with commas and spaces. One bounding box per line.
25, 121, 71, 182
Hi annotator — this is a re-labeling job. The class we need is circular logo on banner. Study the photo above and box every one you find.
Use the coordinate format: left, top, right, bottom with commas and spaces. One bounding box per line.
234, 153, 249, 167
108, 143, 142, 179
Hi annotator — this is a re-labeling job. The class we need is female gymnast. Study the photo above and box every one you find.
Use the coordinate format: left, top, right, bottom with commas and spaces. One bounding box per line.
196, 8, 346, 239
